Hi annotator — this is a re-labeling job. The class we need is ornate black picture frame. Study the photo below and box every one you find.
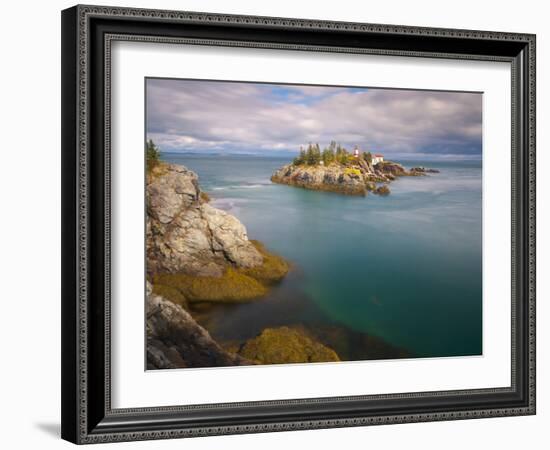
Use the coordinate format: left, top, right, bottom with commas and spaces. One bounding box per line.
61, 4, 536, 444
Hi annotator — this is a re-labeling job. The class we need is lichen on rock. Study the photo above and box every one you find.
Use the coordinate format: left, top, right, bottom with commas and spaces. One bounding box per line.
151, 240, 289, 304
241, 240, 290, 284
238, 326, 340, 364
152, 268, 268, 303
152, 283, 189, 310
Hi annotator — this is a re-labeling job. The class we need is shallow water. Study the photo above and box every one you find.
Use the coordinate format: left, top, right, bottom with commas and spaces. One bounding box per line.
161, 153, 483, 359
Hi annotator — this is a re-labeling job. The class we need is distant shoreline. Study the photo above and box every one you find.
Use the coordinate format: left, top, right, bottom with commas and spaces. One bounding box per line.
160, 151, 482, 163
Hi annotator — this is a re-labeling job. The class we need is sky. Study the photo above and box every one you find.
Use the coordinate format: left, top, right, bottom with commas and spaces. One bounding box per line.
146, 78, 482, 160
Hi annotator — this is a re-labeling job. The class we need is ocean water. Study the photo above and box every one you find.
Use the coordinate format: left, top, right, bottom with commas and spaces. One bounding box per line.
161, 153, 482, 359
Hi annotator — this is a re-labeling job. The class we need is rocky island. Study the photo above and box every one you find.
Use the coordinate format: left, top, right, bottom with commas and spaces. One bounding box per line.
271, 142, 439, 196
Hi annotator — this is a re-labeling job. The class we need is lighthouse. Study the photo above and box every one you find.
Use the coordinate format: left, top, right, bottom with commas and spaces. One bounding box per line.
353, 146, 360, 158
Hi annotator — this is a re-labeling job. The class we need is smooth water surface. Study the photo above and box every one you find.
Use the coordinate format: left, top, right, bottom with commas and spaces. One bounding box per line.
162, 153, 482, 358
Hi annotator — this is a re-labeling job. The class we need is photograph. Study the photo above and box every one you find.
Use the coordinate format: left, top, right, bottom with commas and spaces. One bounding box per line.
56, 3, 536, 444
145, 78, 483, 370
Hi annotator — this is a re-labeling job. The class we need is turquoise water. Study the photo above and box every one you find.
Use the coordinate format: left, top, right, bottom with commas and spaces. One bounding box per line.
162, 153, 482, 359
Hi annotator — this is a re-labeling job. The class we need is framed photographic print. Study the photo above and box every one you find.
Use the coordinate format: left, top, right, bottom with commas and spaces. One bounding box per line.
61, 5, 536, 444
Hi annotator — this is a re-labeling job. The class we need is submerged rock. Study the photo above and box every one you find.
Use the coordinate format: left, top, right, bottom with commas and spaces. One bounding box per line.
238, 326, 340, 364
306, 324, 411, 361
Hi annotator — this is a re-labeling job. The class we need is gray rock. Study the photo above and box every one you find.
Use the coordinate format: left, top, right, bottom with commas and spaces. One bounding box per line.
374, 161, 407, 176
201, 204, 263, 268
410, 166, 440, 174
147, 164, 262, 276
271, 164, 367, 196
146, 282, 253, 369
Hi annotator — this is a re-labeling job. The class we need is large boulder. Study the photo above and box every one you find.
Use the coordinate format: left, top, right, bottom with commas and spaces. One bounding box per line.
147, 164, 262, 276
200, 203, 263, 268
146, 282, 253, 369
374, 161, 407, 176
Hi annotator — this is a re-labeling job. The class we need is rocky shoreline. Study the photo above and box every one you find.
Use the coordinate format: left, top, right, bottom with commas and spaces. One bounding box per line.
146, 160, 411, 369
147, 162, 343, 368
271, 154, 439, 197
147, 281, 254, 369
147, 280, 409, 369
147, 163, 264, 277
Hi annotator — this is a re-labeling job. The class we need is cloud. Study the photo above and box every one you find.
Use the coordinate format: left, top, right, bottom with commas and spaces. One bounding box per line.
146, 78, 482, 158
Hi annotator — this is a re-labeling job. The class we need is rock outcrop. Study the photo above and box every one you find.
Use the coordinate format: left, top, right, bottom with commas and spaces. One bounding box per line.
271, 158, 435, 197
374, 161, 408, 176
410, 166, 440, 174
147, 164, 263, 277
375, 185, 391, 196
147, 282, 253, 369
147, 163, 289, 305
271, 164, 368, 196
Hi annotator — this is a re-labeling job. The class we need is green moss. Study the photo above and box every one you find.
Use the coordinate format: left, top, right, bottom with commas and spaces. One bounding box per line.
239, 326, 340, 364
243, 240, 289, 284
152, 240, 288, 304
152, 284, 189, 310
153, 268, 267, 303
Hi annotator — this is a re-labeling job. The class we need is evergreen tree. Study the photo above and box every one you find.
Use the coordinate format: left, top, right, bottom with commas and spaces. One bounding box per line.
322, 147, 335, 165
306, 143, 315, 165
293, 147, 307, 165
146, 139, 161, 171
312, 143, 321, 164
335, 145, 349, 164
305, 143, 322, 165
